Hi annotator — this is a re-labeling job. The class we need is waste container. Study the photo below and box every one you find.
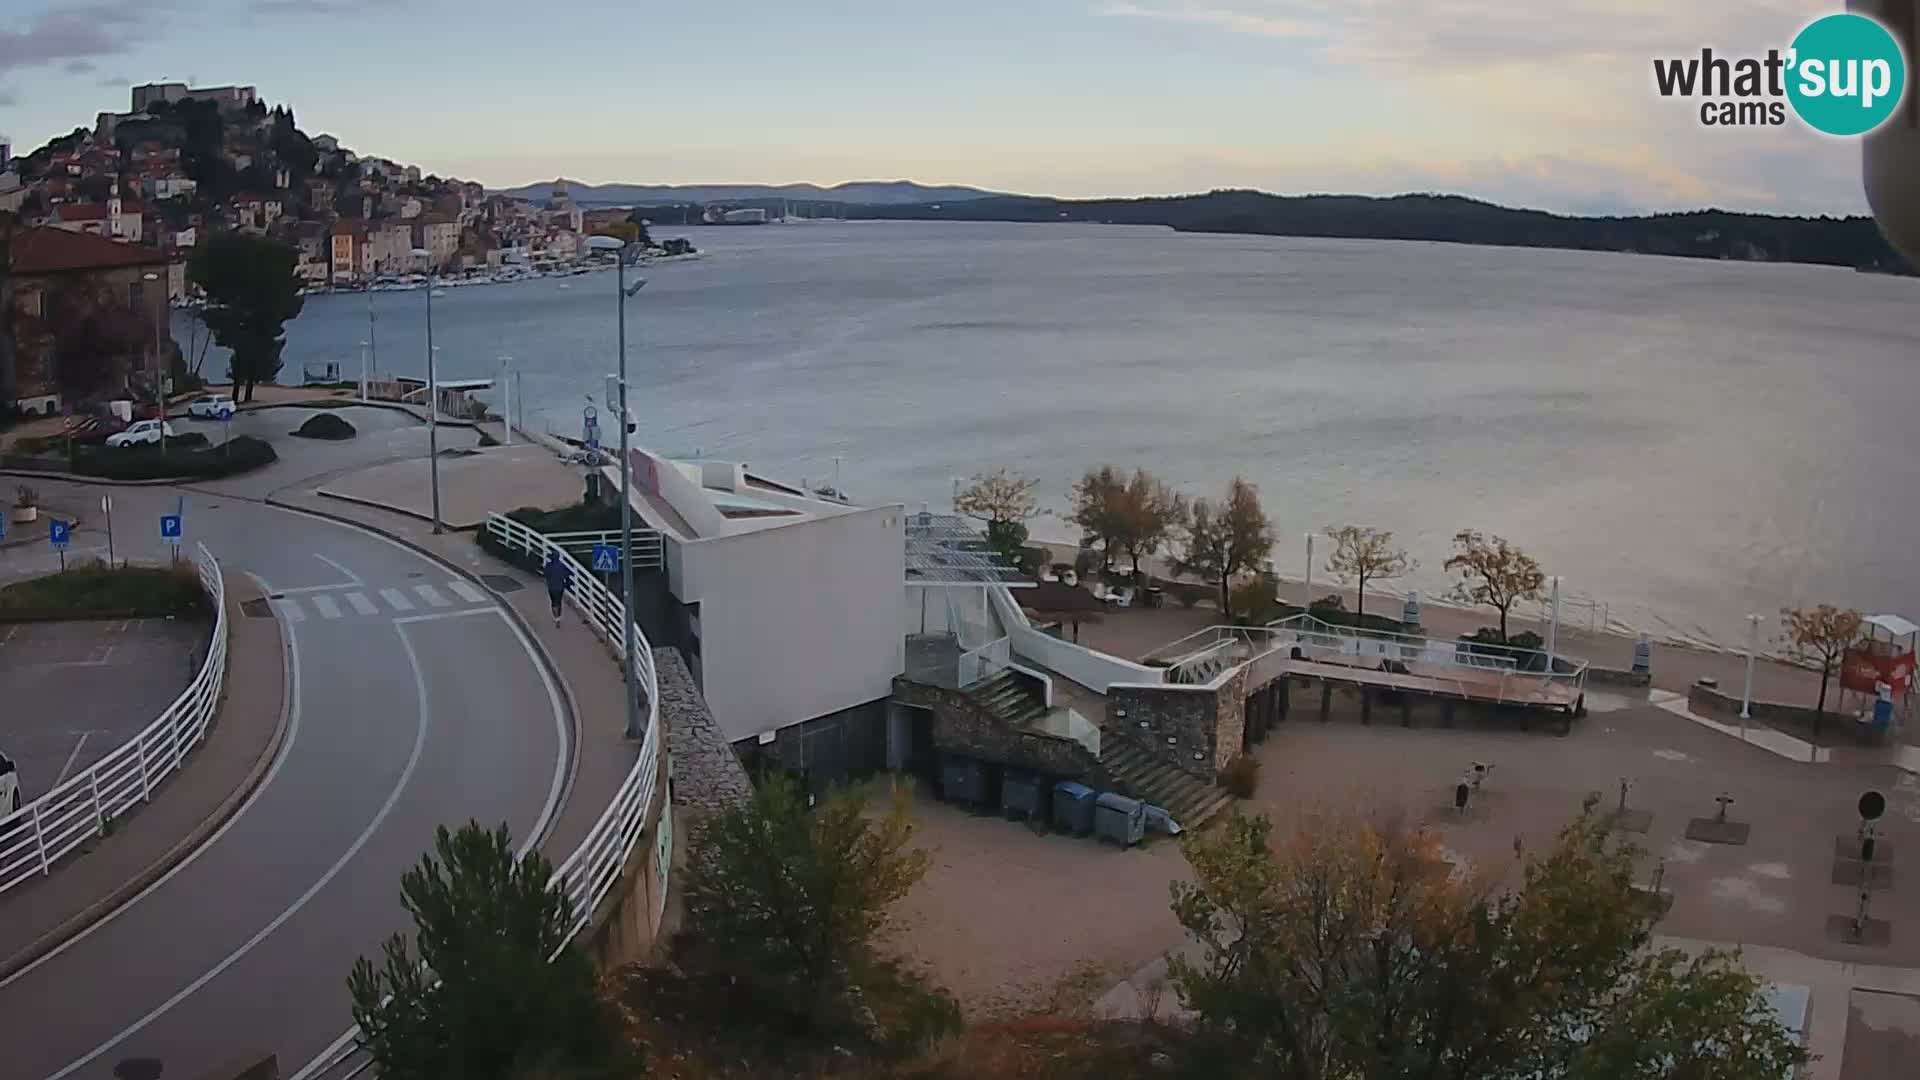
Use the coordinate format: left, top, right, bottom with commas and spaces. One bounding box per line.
1052, 781, 1097, 836
1095, 792, 1147, 847
1002, 769, 1047, 822
941, 755, 988, 805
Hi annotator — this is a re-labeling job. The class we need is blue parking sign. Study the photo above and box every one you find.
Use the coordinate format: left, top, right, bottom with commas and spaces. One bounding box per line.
160, 514, 183, 541
49, 519, 70, 548
590, 543, 619, 573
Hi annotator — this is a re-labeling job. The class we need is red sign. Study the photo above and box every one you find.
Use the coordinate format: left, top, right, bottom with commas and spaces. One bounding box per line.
1842, 647, 1916, 695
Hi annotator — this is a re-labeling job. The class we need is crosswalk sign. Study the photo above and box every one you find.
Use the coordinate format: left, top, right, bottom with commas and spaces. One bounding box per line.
49, 519, 70, 548
590, 543, 619, 573
160, 514, 183, 541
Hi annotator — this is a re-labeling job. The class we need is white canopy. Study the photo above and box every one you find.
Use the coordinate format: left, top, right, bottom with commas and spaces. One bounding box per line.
1864, 614, 1920, 638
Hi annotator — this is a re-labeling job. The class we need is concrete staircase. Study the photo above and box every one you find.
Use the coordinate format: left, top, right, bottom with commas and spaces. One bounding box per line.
1098, 736, 1237, 830
967, 670, 1049, 729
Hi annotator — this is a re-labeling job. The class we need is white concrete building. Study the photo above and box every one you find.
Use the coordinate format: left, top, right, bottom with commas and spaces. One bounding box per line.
603, 449, 906, 765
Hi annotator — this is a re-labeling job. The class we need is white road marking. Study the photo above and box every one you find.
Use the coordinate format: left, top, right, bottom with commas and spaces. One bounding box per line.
48, 610, 433, 1080
294, 609, 575, 1080
345, 592, 378, 616
275, 597, 305, 622
393, 607, 498, 625
447, 579, 487, 604
312, 552, 363, 585
311, 594, 342, 620
52, 732, 91, 788
379, 587, 414, 612
0, 569, 304, 990
413, 583, 451, 608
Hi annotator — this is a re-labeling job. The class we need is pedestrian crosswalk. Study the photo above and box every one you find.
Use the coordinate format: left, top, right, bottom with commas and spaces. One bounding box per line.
273, 580, 494, 623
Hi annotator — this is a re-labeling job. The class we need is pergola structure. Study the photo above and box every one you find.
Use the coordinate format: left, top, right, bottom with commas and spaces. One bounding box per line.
904, 511, 1030, 640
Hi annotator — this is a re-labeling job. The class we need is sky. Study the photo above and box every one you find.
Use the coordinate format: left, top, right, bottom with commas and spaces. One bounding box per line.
0, 0, 1881, 215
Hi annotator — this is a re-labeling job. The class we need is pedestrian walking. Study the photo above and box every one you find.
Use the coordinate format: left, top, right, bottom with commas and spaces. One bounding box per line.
545, 549, 573, 626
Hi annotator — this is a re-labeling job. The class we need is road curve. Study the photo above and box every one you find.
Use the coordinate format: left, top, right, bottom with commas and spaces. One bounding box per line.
0, 490, 570, 1079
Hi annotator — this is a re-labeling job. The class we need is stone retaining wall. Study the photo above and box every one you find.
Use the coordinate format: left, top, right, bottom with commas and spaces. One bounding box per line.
892, 676, 1104, 781
656, 648, 751, 813
1107, 663, 1249, 779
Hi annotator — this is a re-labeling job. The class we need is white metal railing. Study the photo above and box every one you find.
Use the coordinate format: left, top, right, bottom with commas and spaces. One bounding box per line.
303, 515, 672, 1080
1141, 616, 1590, 709
0, 544, 228, 896
540, 528, 664, 572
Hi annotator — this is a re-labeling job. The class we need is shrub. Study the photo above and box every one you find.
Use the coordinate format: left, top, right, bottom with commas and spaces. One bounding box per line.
0, 561, 211, 618
1217, 754, 1260, 798
1173, 582, 1205, 608
71, 435, 276, 481
1229, 575, 1284, 626
292, 412, 357, 440
1073, 546, 1101, 578
14, 485, 37, 509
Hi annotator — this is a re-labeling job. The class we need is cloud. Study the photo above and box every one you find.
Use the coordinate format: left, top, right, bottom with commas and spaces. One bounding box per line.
1094, 2, 1316, 39
0, 3, 151, 77
250, 0, 384, 13
0, 87, 17, 107
62, 57, 91, 74
97, 72, 126, 88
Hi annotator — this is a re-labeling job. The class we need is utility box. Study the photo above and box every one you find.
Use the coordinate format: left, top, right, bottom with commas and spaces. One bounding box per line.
941, 754, 988, 806
1052, 781, 1097, 836
1095, 792, 1147, 847
1002, 769, 1047, 823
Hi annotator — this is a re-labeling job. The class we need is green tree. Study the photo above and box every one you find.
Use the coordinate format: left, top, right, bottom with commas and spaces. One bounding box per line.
348, 822, 633, 1080
956, 467, 1039, 571
1778, 604, 1865, 734
677, 774, 932, 1033
1444, 529, 1546, 642
1118, 467, 1186, 581
1169, 806, 1807, 1080
1324, 524, 1416, 625
1177, 476, 1274, 620
1070, 465, 1128, 572
188, 231, 304, 402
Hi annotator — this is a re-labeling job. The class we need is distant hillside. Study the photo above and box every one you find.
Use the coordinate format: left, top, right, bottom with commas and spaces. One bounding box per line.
495, 179, 1001, 206
844, 190, 1910, 273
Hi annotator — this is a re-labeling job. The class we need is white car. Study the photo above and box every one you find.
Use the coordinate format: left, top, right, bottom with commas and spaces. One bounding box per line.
105, 419, 178, 448
0, 752, 19, 820
187, 395, 236, 420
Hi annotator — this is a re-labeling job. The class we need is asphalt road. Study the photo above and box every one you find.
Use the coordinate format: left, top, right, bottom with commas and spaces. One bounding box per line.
0, 424, 569, 1079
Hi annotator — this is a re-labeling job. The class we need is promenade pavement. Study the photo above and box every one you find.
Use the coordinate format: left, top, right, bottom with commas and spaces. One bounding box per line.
0, 571, 286, 980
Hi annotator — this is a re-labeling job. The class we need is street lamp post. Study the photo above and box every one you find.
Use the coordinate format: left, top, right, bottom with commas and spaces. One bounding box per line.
1741, 613, 1765, 734
143, 271, 167, 455
1303, 533, 1317, 611
414, 249, 442, 533
499, 353, 513, 446
586, 234, 648, 740
359, 340, 370, 403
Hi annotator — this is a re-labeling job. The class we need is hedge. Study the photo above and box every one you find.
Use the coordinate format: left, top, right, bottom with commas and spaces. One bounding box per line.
0, 562, 212, 619
293, 413, 357, 440
69, 435, 277, 481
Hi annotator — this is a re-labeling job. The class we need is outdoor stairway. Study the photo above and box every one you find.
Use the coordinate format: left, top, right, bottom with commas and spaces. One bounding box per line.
1098, 736, 1237, 830
967, 670, 1049, 729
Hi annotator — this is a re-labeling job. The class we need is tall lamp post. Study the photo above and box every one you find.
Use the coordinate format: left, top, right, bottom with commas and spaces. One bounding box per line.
142, 270, 167, 455
499, 353, 514, 446
1740, 613, 1765, 737
412, 249, 443, 533
585, 234, 648, 740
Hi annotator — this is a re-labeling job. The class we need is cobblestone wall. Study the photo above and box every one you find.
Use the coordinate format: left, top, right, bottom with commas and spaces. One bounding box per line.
655, 647, 752, 812
892, 676, 1103, 780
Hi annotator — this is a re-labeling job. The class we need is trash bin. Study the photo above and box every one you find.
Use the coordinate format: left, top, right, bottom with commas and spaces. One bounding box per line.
941, 755, 988, 805
1095, 792, 1147, 847
1002, 769, 1047, 822
1052, 781, 1097, 836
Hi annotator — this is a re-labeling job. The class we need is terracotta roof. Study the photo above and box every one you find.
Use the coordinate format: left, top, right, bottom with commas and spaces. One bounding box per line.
53, 203, 109, 221
10, 225, 170, 274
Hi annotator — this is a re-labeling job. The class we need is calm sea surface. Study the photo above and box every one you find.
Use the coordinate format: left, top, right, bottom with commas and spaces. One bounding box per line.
234, 221, 1920, 647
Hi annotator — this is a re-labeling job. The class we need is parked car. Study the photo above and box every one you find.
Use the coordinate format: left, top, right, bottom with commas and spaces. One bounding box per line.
0, 751, 20, 820
187, 395, 236, 420
104, 419, 178, 448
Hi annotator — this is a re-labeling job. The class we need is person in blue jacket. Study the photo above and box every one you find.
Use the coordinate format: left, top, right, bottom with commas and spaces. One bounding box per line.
544, 550, 573, 625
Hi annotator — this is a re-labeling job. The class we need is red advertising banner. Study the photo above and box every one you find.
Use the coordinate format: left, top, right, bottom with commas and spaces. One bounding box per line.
1842, 647, 1916, 695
